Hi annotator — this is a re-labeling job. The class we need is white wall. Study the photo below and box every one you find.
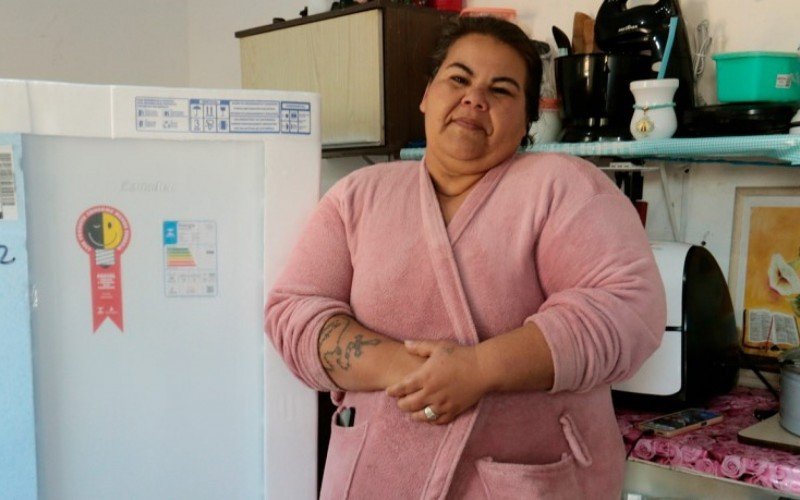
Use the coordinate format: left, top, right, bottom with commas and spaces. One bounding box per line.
186, 0, 309, 89
0, 0, 189, 86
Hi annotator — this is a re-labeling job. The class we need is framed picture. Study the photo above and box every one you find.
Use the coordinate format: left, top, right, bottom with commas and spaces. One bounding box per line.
729, 187, 800, 361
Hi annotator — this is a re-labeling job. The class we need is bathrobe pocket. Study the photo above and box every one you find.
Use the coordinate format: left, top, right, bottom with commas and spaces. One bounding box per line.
475, 453, 582, 499
474, 412, 593, 499
319, 409, 368, 500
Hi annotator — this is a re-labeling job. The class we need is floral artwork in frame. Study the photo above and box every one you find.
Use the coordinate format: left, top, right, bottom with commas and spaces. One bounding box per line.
729, 187, 800, 360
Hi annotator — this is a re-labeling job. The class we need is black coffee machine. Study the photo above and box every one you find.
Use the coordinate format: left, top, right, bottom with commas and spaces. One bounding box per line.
556, 0, 696, 142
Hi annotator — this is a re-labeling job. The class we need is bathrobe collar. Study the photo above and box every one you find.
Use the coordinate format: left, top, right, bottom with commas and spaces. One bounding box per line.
419, 155, 516, 246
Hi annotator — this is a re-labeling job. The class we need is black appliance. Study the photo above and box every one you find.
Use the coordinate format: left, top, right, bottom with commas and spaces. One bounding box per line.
595, 0, 696, 134
613, 242, 740, 410
683, 103, 800, 137
556, 54, 652, 142
556, 0, 696, 142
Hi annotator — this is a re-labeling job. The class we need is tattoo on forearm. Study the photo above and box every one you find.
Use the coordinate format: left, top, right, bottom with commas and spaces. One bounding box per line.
320, 317, 381, 373
319, 318, 341, 348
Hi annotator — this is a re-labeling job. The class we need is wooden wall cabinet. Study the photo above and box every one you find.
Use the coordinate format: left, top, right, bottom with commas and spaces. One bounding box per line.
237, 1, 453, 157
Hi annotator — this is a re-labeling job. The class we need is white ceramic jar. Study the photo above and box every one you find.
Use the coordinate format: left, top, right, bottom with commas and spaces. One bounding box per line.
629, 78, 680, 140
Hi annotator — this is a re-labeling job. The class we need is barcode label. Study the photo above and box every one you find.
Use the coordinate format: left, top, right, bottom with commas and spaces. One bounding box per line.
0, 145, 18, 221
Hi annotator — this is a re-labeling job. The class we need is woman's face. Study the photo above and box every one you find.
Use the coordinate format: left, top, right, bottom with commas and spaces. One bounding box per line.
420, 33, 528, 177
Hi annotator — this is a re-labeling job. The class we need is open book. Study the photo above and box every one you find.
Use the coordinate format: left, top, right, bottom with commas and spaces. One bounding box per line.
743, 309, 800, 351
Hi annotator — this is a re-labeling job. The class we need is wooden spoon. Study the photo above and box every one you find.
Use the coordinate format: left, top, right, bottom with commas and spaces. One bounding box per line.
572, 12, 588, 53
583, 16, 596, 53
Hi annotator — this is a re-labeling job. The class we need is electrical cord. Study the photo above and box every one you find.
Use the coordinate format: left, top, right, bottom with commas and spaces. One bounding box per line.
693, 20, 712, 78
625, 429, 654, 460
692, 20, 712, 105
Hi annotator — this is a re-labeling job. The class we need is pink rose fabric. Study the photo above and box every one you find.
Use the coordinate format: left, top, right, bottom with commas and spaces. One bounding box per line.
692, 457, 720, 476
616, 387, 800, 495
721, 455, 746, 478
742, 456, 769, 476
632, 439, 656, 461
674, 445, 705, 466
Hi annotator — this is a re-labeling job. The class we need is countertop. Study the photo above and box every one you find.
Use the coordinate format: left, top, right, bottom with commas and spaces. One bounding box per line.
617, 387, 800, 497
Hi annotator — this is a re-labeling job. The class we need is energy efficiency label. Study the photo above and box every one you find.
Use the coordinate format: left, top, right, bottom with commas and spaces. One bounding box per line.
163, 220, 218, 298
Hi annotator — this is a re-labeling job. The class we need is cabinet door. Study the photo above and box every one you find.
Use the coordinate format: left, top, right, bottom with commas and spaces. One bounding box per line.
240, 10, 383, 147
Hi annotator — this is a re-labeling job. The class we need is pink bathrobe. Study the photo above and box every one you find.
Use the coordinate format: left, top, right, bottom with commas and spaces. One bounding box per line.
266, 153, 666, 499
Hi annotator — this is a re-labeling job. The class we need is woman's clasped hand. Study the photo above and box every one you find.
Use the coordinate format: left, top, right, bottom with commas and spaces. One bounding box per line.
386, 340, 489, 425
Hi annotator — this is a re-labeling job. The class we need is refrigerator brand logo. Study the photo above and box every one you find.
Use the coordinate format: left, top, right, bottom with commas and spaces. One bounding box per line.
76, 206, 130, 332
120, 181, 174, 193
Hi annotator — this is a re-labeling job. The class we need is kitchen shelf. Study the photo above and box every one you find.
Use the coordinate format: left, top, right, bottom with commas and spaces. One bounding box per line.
400, 134, 800, 166
531, 134, 800, 166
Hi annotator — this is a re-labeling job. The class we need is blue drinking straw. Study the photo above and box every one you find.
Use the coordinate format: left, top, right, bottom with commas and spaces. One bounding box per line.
658, 16, 679, 79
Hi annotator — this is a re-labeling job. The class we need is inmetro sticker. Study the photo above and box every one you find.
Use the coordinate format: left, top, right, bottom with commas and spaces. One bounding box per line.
163, 220, 217, 298
76, 206, 130, 332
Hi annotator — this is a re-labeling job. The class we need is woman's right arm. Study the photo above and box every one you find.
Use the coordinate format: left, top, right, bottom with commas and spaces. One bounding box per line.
266, 187, 422, 393
318, 315, 424, 391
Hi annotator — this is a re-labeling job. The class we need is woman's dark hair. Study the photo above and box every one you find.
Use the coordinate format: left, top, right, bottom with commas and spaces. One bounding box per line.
428, 16, 543, 137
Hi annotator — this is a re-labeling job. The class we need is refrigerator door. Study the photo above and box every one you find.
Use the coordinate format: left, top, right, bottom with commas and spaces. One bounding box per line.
0, 135, 38, 500
25, 135, 267, 499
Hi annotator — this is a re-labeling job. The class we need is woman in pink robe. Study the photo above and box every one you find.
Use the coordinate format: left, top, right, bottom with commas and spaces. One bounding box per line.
266, 16, 666, 499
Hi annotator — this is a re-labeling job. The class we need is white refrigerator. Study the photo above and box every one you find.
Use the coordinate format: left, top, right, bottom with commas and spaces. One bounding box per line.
0, 80, 321, 500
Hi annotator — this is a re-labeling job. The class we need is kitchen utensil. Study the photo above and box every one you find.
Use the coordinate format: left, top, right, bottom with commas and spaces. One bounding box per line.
572, 12, 594, 54
657, 16, 679, 79
572, 12, 588, 53
552, 26, 572, 56
583, 17, 595, 53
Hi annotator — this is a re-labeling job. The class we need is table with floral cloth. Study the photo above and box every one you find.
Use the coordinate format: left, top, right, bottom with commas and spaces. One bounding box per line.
616, 387, 800, 496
